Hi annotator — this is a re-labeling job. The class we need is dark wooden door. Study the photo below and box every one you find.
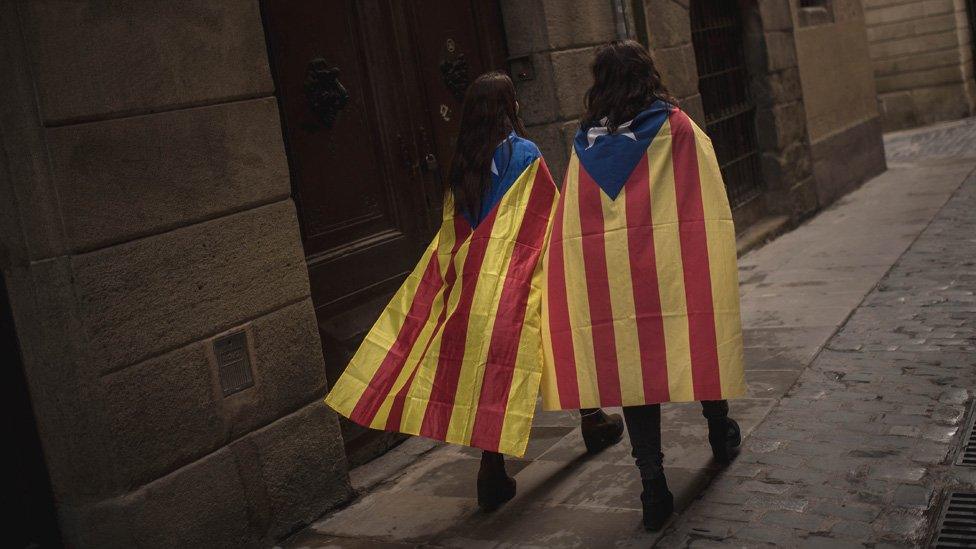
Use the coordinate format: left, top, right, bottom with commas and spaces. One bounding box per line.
262, 0, 506, 464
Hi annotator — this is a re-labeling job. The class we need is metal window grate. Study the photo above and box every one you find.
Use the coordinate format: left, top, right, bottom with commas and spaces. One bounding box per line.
933, 492, 976, 547
689, 0, 765, 209
957, 406, 976, 467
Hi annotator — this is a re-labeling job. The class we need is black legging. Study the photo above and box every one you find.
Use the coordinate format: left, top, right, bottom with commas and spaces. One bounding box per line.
582, 401, 729, 479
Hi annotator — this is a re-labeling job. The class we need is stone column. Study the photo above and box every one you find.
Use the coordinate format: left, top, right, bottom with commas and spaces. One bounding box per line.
746, 0, 819, 219
500, 0, 621, 181
637, 0, 707, 125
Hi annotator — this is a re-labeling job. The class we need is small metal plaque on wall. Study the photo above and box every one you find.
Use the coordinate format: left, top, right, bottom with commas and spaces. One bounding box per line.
212, 330, 254, 397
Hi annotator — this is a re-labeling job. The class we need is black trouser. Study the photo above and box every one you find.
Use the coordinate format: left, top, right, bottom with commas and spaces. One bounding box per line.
582, 401, 729, 480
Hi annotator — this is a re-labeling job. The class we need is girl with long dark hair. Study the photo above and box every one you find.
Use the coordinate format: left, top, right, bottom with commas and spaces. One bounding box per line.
326, 72, 622, 511
540, 40, 747, 530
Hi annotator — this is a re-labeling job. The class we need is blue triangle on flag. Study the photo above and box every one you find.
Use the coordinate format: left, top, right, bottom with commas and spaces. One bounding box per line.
574, 101, 671, 200
458, 132, 540, 228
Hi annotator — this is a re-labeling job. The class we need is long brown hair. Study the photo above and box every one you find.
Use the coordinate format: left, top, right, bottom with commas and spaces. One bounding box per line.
582, 40, 677, 133
448, 71, 527, 221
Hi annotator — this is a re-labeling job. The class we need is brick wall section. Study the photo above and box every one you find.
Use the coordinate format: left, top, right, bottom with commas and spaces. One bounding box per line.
639, 0, 707, 124
500, 0, 620, 182
865, 0, 976, 130
0, 2, 352, 546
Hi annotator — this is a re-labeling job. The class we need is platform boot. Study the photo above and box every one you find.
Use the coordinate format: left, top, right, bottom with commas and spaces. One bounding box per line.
477, 451, 516, 511
707, 417, 742, 464
640, 475, 674, 531
580, 408, 625, 454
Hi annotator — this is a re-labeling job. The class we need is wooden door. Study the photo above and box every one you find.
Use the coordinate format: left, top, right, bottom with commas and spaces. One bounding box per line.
262, 0, 506, 464
395, 1, 507, 216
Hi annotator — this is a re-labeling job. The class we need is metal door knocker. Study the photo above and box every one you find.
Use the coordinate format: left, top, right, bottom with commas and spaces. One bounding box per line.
304, 57, 350, 129
439, 38, 469, 102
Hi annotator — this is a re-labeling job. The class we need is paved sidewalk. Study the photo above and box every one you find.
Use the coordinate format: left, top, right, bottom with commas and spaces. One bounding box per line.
659, 119, 976, 547
283, 118, 976, 548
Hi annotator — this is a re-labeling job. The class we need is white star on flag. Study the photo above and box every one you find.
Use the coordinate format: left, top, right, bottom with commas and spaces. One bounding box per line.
586, 117, 637, 150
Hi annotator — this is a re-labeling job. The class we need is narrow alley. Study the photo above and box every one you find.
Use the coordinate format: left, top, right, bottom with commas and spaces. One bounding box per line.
285, 118, 976, 548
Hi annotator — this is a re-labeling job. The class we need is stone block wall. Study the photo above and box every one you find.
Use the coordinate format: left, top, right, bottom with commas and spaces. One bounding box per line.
500, 0, 621, 182
792, 0, 887, 206
636, 0, 707, 124
0, 2, 352, 547
742, 1, 820, 221
639, 0, 819, 225
865, 0, 976, 130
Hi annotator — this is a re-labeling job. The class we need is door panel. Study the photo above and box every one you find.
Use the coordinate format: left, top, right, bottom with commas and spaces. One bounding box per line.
400, 1, 507, 216
264, 1, 430, 374
267, 1, 416, 256
262, 0, 507, 463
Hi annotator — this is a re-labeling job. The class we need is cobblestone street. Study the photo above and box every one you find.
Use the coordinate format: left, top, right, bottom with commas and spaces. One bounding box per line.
660, 117, 976, 547
283, 118, 976, 548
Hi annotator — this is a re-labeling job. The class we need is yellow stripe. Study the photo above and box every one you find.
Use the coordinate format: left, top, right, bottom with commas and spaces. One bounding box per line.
398, 231, 472, 436
447, 160, 540, 446
540, 205, 560, 410
501, 191, 557, 455
562, 154, 601, 408
692, 125, 746, 399
602, 185, 645, 405
324, 239, 439, 417
648, 118, 695, 401
369, 213, 459, 429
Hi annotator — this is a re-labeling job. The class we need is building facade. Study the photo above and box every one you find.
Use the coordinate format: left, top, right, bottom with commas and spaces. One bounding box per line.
865, 0, 976, 130
1, 1, 884, 546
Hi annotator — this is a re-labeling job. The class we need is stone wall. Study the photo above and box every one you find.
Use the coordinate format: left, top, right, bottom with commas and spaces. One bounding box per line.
792, 0, 887, 205
639, 0, 819, 225
635, 0, 707, 124
500, 0, 621, 182
865, 0, 976, 130
0, 2, 351, 547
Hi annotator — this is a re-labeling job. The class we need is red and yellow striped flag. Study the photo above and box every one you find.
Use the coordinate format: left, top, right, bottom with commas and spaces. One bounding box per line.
541, 103, 746, 410
326, 140, 557, 457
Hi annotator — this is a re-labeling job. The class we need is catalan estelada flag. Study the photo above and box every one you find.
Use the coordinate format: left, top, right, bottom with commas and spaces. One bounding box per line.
541, 101, 746, 410
325, 134, 557, 456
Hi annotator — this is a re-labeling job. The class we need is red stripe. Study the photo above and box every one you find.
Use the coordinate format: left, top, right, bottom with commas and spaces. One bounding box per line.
385, 218, 470, 430
349, 251, 444, 425
578, 165, 622, 406
623, 154, 671, 403
545, 174, 581, 409
669, 109, 722, 400
470, 162, 556, 451
419, 210, 499, 440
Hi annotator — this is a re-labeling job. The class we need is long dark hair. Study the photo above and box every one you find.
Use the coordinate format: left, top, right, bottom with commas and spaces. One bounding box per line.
448, 71, 527, 221
582, 40, 677, 133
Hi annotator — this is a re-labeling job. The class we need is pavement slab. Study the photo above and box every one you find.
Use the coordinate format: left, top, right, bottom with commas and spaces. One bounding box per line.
659, 119, 976, 547
282, 117, 976, 548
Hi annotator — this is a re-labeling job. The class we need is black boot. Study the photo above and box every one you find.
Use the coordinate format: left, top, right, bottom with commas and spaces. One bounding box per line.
477, 451, 516, 511
708, 417, 741, 465
581, 409, 625, 454
641, 475, 674, 531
